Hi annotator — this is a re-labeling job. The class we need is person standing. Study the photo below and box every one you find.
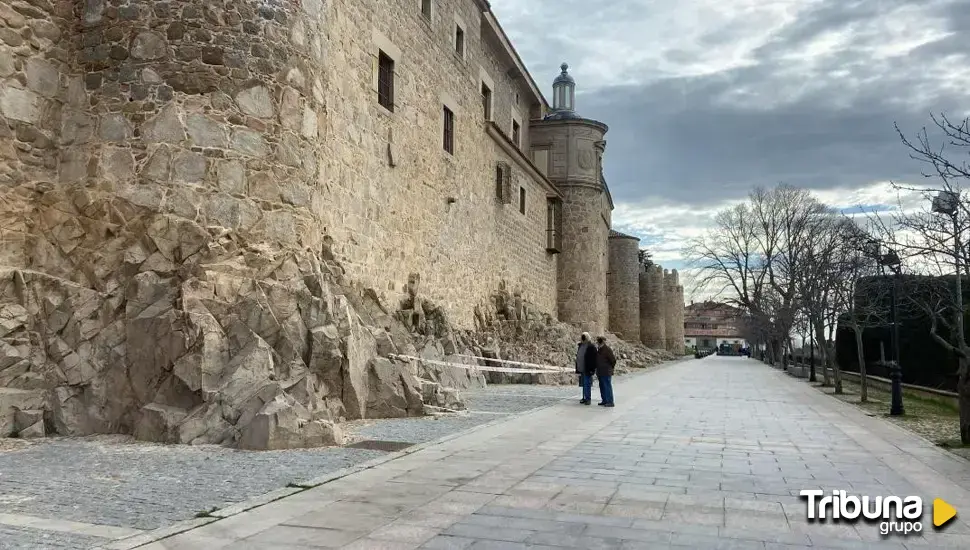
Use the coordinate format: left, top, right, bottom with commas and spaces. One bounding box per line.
595, 336, 616, 407
575, 332, 596, 405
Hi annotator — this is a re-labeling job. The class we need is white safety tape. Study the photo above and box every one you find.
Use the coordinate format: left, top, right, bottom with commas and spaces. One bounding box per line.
454, 354, 566, 372
389, 354, 571, 374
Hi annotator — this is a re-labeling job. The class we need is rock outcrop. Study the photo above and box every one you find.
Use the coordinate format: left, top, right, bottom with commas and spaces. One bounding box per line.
0, 185, 428, 449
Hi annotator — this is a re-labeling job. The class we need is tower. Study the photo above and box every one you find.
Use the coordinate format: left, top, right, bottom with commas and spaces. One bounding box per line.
607, 231, 641, 341
664, 269, 686, 352
639, 264, 666, 349
531, 64, 612, 335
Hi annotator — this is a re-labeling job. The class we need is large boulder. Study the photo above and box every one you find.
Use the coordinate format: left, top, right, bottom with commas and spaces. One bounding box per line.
237, 393, 342, 450
0, 388, 47, 437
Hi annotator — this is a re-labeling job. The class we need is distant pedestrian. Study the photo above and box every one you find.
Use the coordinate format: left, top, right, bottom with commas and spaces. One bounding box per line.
595, 336, 616, 407
575, 332, 596, 405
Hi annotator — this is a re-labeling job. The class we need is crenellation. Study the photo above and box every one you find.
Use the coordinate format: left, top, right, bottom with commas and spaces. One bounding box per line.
663, 268, 686, 352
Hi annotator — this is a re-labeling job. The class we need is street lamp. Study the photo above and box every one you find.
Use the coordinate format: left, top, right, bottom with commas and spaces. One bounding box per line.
931, 190, 964, 391
866, 239, 904, 415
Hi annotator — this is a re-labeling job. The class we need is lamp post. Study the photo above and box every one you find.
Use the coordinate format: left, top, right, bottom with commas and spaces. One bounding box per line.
865, 239, 904, 415
931, 190, 964, 389
882, 249, 904, 416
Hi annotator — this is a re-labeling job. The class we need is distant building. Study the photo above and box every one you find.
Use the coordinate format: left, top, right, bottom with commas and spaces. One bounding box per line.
683, 301, 746, 350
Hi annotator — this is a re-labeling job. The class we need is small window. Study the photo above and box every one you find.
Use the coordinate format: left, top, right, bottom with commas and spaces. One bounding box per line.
546, 198, 562, 253
519, 186, 526, 214
377, 51, 394, 112
443, 105, 454, 154
495, 162, 512, 203
514, 92, 520, 105
455, 25, 464, 57
512, 120, 520, 147
481, 82, 492, 120
421, 0, 432, 19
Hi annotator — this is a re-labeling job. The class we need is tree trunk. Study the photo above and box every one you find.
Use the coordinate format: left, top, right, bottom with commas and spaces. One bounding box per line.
814, 322, 830, 386
854, 325, 867, 402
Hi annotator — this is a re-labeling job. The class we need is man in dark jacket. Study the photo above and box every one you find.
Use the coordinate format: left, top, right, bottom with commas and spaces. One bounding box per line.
575, 332, 597, 405
595, 336, 616, 407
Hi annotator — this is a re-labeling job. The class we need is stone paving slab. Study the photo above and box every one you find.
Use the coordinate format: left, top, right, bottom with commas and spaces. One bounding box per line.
146, 357, 970, 549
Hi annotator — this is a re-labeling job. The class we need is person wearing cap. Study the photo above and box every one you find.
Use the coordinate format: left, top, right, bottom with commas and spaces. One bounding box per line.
595, 335, 616, 407
575, 332, 596, 405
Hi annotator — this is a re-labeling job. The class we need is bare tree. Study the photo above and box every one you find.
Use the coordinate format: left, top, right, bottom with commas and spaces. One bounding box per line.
866, 113, 970, 442
834, 234, 894, 402
689, 184, 830, 367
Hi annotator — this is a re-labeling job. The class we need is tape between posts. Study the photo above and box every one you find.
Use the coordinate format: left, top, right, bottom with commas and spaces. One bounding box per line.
389, 354, 572, 374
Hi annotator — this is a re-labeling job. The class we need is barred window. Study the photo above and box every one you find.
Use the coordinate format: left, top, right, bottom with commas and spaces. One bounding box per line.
443, 105, 454, 154
377, 51, 394, 112
547, 198, 562, 252
481, 82, 492, 120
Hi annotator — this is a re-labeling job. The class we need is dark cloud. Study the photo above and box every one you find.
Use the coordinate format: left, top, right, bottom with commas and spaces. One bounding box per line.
493, 0, 969, 208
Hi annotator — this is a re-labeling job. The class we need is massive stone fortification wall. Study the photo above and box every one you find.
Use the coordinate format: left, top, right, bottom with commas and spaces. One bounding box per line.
607, 231, 640, 342
0, 0, 483, 447
320, 0, 558, 327
664, 269, 685, 352
639, 264, 666, 349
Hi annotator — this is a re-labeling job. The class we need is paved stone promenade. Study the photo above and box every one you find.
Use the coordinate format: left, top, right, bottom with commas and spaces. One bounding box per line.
132, 357, 970, 549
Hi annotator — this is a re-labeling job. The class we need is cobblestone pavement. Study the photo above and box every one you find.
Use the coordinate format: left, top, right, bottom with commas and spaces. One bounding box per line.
0, 384, 578, 549
152, 357, 970, 549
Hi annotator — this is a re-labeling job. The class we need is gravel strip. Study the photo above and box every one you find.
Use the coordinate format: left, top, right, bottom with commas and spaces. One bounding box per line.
0, 524, 109, 550
0, 381, 613, 549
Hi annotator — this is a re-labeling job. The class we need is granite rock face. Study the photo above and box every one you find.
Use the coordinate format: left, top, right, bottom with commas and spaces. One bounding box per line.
0, 187, 426, 448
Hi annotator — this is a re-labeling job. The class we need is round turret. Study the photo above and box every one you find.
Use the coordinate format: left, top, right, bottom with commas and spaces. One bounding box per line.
663, 269, 686, 352
533, 64, 611, 334
639, 264, 666, 348
607, 232, 641, 341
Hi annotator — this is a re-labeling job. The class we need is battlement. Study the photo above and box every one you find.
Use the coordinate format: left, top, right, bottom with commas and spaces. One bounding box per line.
663, 268, 680, 289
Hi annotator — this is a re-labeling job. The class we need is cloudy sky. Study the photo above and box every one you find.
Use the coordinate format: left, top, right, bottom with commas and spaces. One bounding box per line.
491, 0, 970, 300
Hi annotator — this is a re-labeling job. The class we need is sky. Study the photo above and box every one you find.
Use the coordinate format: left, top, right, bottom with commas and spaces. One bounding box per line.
490, 0, 970, 301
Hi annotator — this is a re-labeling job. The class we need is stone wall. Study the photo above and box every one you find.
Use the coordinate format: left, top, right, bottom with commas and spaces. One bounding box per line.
318, 0, 558, 327
639, 264, 665, 349
607, 231, 639, 342
0, 0, 72, 268
664, 268, 685, 352
0, 0, 468, 447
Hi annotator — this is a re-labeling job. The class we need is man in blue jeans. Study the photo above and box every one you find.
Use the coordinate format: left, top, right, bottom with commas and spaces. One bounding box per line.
575, 332, 596, 405
595, 336, 616, 407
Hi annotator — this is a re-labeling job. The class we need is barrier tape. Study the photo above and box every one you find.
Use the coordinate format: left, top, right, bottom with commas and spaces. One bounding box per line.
389, 354, 572, 375
454, 354, 566, 372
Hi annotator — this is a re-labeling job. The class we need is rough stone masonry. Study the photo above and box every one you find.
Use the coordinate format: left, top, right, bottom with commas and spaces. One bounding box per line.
0, 0, 682, 448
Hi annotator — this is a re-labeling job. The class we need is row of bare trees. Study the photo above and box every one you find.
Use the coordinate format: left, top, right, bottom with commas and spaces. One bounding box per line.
688, 113, 970, 443
688, 185, 883, 393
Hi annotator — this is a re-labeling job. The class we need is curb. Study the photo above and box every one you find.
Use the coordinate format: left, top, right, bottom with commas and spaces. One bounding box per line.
101, 358, 683, 549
